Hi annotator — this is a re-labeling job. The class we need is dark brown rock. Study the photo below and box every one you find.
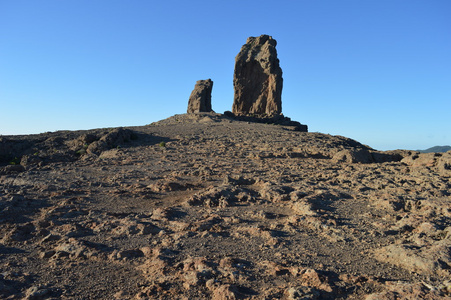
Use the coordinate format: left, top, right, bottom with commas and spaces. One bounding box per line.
233, 35, 283, 116
2, 115, 450, 299
370, 150, 405, 163
436, 150, 451, 176
332, 149, 373, 164
187, 79, 213, 113
86, 128, 133, 155
0, 164, 26, 175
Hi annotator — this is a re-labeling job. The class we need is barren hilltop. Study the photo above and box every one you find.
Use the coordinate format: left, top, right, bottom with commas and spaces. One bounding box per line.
1, 35, 451, 299
1, 112, 450, 299
419, 146, 451, 154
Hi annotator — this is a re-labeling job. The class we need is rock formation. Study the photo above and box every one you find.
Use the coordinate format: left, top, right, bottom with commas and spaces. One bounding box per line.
187, 79, 213, 113
232, 35, 283, 116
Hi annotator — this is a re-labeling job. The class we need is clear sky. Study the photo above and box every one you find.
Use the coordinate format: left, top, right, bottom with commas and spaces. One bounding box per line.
1, 1, 450, 150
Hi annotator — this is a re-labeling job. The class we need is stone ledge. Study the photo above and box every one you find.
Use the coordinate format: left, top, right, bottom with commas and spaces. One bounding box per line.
223, 111, 308, 132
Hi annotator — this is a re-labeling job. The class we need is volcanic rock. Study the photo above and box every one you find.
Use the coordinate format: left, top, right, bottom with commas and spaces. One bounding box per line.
187, 79, 213, 113
1, 114, 450, 299
86, 128, 133, 155
332, 148, 373, 164
437, 150, 451, 176
232, 35, 283, 116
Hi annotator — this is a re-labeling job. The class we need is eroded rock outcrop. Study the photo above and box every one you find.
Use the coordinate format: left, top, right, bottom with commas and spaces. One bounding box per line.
187, 79, 213, 113
233, 35, 283, 116
401, 150, 451, 176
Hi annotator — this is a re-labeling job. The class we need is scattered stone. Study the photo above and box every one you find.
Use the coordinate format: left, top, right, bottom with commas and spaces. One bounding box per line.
3, 223, 35, 242
370, 150, 405, 163
223, 175, 255, 186
139, 246, 153, 258
115, 249, 144, 260
67, 133, 98, 152
374, 240, 451, 276
332, 148, 373, 164
186, 185, 253, 207
299, 269, 333, 293
39, 250, 56, 259
286, 286, 320, 300
437, 150, 451, 176
148, 181, 189, 192
86, 128, 134, 155
291, 200, 317, 216
24, 285, 50, 300
53, 238, 93, 259
211, 284, 239, 300
40, 234, 61, 244
365, 281, 447, 300
20, 154, 43, 167
151, 207, 175, 221
98, 149, 122, 160
259, 184, 293, 202
402, 152, 439, 168
0, 164, 26, 175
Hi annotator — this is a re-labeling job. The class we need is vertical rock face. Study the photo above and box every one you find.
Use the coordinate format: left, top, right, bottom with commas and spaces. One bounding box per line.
187, 79, 213, 113
233, 35, 283, 116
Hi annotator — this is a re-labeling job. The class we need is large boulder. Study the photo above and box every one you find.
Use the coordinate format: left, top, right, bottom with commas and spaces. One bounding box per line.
86, 128, 134, 156
187, 79, 213, 113
332, 149, 374, 164
232, 35, 283, 116
437, 150, 451, 176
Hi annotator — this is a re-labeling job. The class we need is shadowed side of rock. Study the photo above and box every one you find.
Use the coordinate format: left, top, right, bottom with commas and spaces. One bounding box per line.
187, 79, 213, 113
224, 111, 308, 132
233, 35, 283, 116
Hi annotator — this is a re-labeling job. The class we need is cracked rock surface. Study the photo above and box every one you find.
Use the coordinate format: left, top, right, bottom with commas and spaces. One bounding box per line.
1, 113, 450, 299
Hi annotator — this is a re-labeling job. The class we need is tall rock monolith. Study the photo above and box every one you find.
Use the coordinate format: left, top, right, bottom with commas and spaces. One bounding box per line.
187, 79, 213, 113
232, 35, 283, 116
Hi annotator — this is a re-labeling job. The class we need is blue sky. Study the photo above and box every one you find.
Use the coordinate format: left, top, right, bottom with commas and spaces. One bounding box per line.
1, 1, 450, 150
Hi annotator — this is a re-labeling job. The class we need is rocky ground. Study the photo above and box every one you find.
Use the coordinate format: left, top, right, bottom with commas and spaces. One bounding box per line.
1, 112, 450, 299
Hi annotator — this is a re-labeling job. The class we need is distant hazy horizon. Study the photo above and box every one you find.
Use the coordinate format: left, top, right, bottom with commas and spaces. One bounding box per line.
1, 1, 450, 151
